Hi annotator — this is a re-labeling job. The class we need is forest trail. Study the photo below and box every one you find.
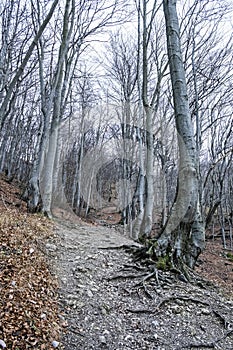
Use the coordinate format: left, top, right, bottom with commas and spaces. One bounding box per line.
1, 176, 233, 350
49, 217, 233, 350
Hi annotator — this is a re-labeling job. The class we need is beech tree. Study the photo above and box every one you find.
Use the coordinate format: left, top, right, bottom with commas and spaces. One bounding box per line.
153, 0, 205, 269
0, 0, 59, 129
27, 0, 127, 216
102, 31, 140, 234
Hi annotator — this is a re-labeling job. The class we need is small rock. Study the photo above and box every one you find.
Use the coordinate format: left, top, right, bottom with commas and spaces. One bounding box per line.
52, 340, 59, 348
61, 320, 69, 327
76, 266, 88, 273
152, 320, 159, 327
171, 305, 181, 314
87, 289, 93, 298
200, 325, 206, 332
103, 330, 110, 337
40, 313, 47, 319
0, 340, 6, 348
99, 335, 106, 344
58, 314, 65, 321
201, 308, 211, 315
100, 307, 107, 315
124, 334, 133, 341
45, 243, 57, 251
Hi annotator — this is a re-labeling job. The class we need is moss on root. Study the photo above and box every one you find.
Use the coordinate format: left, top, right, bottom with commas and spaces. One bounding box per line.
226, 252, 233, 262
156, 255, 173, 270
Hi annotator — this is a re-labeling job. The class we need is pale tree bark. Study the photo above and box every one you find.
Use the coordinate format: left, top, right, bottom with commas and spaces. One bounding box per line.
0, 0, 59, 130
132, 0, 146, 239
41, 0, 74, 217
139, 0, 167, 239
156, 0, 205, 269
103, 31, 139, 235
30, 0, 127, 216
73, 69, 96, 213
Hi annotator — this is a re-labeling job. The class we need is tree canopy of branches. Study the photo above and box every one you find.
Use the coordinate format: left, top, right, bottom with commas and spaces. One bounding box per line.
0, 0, 232, 270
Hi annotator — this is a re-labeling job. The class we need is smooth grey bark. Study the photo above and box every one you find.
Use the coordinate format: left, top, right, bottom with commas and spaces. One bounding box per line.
32, 0, 125, 216
139, 0, 167, 239
157, 0, 205, 269
104, 32, 139, 235
41, 0, 74, 217
139, 0, 155, 238
132, 0, 145, 239
0, 0, 59, 129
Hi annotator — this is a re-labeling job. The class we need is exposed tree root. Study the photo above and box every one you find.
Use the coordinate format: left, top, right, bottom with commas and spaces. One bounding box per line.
132, 267, 160, 298
213, 309, 232, 329
105, 272, 147, 281
122, 263, 147, 271
156, 295, 210, 309
125, 308, 154, 314
98, 244, 141, 251
189, 329, 233, 348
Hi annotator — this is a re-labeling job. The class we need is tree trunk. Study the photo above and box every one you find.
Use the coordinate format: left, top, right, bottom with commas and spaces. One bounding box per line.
0, 0, 59, 129
140, 106, 154, 237
156, 0, 205, 269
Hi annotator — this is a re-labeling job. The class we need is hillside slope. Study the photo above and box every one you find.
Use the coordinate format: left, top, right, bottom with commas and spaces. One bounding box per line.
0, 176, 61, 349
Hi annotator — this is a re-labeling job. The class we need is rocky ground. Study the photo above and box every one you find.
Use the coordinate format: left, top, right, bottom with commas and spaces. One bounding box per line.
50, 214, 233, 350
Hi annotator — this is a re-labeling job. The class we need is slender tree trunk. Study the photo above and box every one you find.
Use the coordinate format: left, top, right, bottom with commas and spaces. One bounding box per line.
132, 1, 145, 239
140, 107, 154, 237
139, 0, 155, 238
40, 0, 73, 216
41, 122, 59, 217
0, 0, 59, 129
157, 0, 205, 269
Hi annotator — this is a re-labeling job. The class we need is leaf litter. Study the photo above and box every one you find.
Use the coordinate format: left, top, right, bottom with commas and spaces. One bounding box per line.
0, 176, 61, 349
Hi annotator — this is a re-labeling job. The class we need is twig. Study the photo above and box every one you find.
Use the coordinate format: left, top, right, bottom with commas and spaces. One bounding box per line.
126, 308, 154, 314
189, 329, 233, 348
156, 295, 210, 309
105, 272, 147, 281
98, 244, 141, 250
132, 267, 160, 299
1, 194, 9, 211
122, 263, 147, 271
213, 309, 232, 329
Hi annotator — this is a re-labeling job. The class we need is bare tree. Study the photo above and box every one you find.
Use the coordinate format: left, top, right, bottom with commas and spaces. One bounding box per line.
0, 0, 59, 129
27, 0, 128, 216
138, 0, 168, 238
154, 0, 205, 269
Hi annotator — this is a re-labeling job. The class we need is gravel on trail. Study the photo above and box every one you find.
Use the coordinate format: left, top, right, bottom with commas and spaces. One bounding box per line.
49, 219, 233, 350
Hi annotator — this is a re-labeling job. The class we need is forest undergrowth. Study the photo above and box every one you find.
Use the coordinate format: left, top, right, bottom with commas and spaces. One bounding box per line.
0, 174, 233, 349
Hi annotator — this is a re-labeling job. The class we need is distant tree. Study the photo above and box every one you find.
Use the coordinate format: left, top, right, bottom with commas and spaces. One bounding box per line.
102, 31, 139, 234
28, 0, 128, 216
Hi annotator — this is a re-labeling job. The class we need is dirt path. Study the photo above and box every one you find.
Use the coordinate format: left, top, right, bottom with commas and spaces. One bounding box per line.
50, 219, 233, 350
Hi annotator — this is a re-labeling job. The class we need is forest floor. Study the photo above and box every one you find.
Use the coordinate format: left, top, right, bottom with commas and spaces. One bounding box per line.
0, 175, 233, 349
